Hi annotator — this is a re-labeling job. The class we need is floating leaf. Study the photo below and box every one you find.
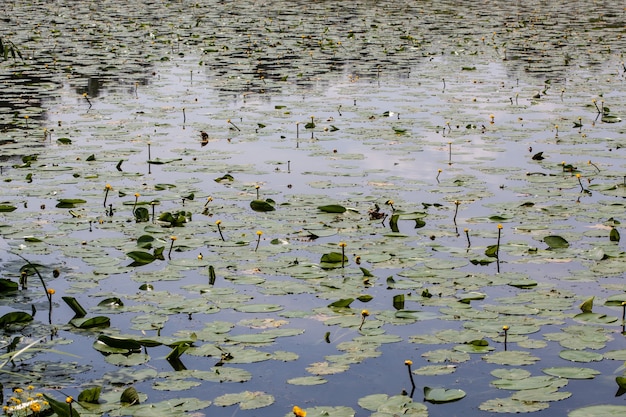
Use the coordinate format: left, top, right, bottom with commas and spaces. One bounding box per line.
215, 173, 234, 182
127, 251, 156, 266
318, 204, 346, 213
0, 279, 18, 292
572, 312, 618, 324
491, 375, 556, 390
287, 376, 327, 386
70, 316, 110, 329
78, 386, 101, 404
96, 335, 143, 351
423, 386, 466, 403
543, 366, 601, 379
0, 205, 17, 212
120, 386, 140, 405
213, 391, 274, 410
98, 297, 124, 307
56, 199, 86, 208
604, 294, 626, 306
559, 350, 602, 363
610, 228, 620, 242
328, 298, 354, 308
320, 252, 347, 264
479, 397, 549, 413
0, 311, 33, 327
485, 244, 499, 257
569, 405, 626, 416
544, 235, 569, 249
148, 157, 182, 164
250, 199, 276, 212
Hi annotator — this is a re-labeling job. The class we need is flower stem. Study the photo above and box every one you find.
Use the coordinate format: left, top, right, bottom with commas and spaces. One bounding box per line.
405, 361, 416, 390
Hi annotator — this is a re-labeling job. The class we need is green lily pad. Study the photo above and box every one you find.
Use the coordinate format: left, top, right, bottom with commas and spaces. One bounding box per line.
287, 376, 327, 386
250, 199, 276, 212
423, 386, 466, 403
213, 391, 274, 410
573, 312, 618, 324
318, 204, 347, 213
544, 235, 569, 249
569, 405, 626, 416
483, 351, 540, 366
235, 304, 283, 313
479, 397, 549, 413
542, 366, 601, 379
491, 375, 557, 390
559, 350, 603, 363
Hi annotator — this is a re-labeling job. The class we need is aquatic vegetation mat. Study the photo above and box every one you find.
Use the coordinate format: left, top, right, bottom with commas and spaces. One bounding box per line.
1, 0, 626, 416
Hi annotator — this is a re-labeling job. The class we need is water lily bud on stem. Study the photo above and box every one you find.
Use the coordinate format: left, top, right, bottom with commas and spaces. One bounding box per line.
227, 119, 241, 131
168, 236, 177, 259
255, 230, 263, 252
339, 242, 347, 268
502, 325, 509, 350
104, 184, 112, 208
359, 309, 369, 331
405, 359, 416, 390
132, 193, 140, 215
576, 173, 584, 192
216, 220, 225, 241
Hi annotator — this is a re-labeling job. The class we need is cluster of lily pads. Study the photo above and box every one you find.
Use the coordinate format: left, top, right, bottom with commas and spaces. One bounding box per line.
2, 1, 626, 417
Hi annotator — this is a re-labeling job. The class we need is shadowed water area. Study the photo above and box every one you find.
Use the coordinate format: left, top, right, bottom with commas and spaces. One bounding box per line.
1, 1, 626, 416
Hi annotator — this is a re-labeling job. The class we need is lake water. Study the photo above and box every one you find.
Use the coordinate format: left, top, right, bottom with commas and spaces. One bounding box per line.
1, 1, 626, 416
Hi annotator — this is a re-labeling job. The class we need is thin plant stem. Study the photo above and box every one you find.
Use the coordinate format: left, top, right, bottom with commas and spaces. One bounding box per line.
168, 236, 177, 259
576, 174, 584, 192
502, 326, 509, 351
228, 119, 241, 131
405, 360, 416, 391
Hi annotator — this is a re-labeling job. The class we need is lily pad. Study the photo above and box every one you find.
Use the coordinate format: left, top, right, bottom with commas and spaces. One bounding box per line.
542, 366, 601, 379
423, 386, 466, 403
213, 391, 274, 410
